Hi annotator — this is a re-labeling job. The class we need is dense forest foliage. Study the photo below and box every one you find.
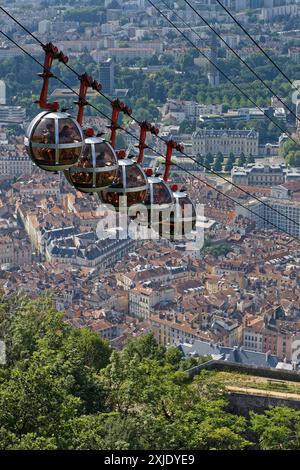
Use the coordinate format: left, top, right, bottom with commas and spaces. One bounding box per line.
0, 295, 300, 450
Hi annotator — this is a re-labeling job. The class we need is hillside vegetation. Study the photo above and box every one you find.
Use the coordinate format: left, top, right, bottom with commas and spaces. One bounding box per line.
0, 295, 300, 450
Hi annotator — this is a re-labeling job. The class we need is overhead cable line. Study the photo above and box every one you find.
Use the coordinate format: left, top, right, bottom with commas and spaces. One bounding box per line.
144, 1, 300, 229
1, 18, 300, 238
180, 0, 299, 125
1, 4, 296, 146
215, 0, 294, 86
147, 0, 298, 146
149, 0, 300, 225
1, 30, 299, 243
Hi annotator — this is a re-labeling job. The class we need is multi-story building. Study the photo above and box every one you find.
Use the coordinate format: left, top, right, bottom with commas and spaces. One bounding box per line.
243, 317, 264, 352
129, 284, 175, 320
13, 178, 59, 196
97, 48, 156, 61
179, 340, 279, 369
0, 106, 26, 124
0, 235, 31, 266
91, 319, 123, 341
261, 3, 298, 20
99, 58, 115, 94
231, 164, 300, 186
0, 235, 14, 265
0, 154, 33, 178
192, 129, 259, 156
162, 100, 223, 123
38, 20, 51, 35
45, 232, 136, 269
0, 80, 6, 105
117, 265, 192, 290
236, 197, 300, 238
243, 315, 300, 362
150, 313, 205, 346
0, 48, 23, 60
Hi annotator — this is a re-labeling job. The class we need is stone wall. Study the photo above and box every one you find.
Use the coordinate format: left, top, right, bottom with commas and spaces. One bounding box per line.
187, 360, 300, 382
187, 360, 300, 415
227, 391, 300, 416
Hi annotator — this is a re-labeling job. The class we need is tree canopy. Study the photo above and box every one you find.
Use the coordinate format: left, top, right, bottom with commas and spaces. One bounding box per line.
0, 295, 299, 450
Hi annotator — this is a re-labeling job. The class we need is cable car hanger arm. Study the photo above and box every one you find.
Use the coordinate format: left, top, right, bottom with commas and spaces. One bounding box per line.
76, 72, 102, 134
109, 99, 132, 149
137, 121, 159, 164
163, 140, 184, 182
36, 42, 68, 111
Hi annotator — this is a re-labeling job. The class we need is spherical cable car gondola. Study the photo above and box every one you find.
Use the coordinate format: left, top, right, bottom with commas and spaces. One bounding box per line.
146, 140, 196, 240
65, 134, 118, 193
99, 152, 149, 209
142, 168, 174, 234
25, 110, 84, 172
64, 74, 118, 193
169, 184, 197, 239
24, 43, 84, 172
132, 121, 174, 231
98, 100, 148, 210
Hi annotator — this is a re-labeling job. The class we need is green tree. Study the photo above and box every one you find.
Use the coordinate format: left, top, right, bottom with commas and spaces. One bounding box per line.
250, 407, 300, 450
2, 294, 291, 451
279, 139, 300, 159
125, 333, 165, 362
165, 347, 182, 366
216, 151, 224, 163
196, 153, 204, 164
213, 159, 223, 172
246, 153, 255, 164
204, 156, 212, 170
237, 152, 246, 167
227, 152, 235, 164
0, 295, 111, 449
286, 151, 300, 168
225, 159, 234, 172
206, 152, 214, 163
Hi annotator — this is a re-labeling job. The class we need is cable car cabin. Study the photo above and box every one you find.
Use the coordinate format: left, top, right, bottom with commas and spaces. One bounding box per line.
25, 111, 84, 172
167, 186, 197, 240
65, 137, 118, 193
143, 171, 174, 234
99, 157, 148, 210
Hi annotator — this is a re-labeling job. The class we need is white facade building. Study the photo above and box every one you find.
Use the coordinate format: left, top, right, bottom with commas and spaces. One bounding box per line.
192, 129, 259, 156
237, 197, 300, 238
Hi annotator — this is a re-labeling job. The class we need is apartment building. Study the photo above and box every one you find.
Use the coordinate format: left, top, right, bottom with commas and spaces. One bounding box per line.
192, 129, 259, 156
46, 234, 136, 269
237, 197, 300, 238
117, 266, 191, 290
16, 180, 59, 197
162, 100, 223, 123
101, 47, 156, 61
129, 284, 175, 320
231, 164, 300, 187
243, 314, 300, 362
150, 313, 205, 346
261, 3, 298, 20
0, 235, 14, 265
91, 319, 123, 341
0, 234, 31, 266
0, 153, 33, 178
0, 105, 26, 124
